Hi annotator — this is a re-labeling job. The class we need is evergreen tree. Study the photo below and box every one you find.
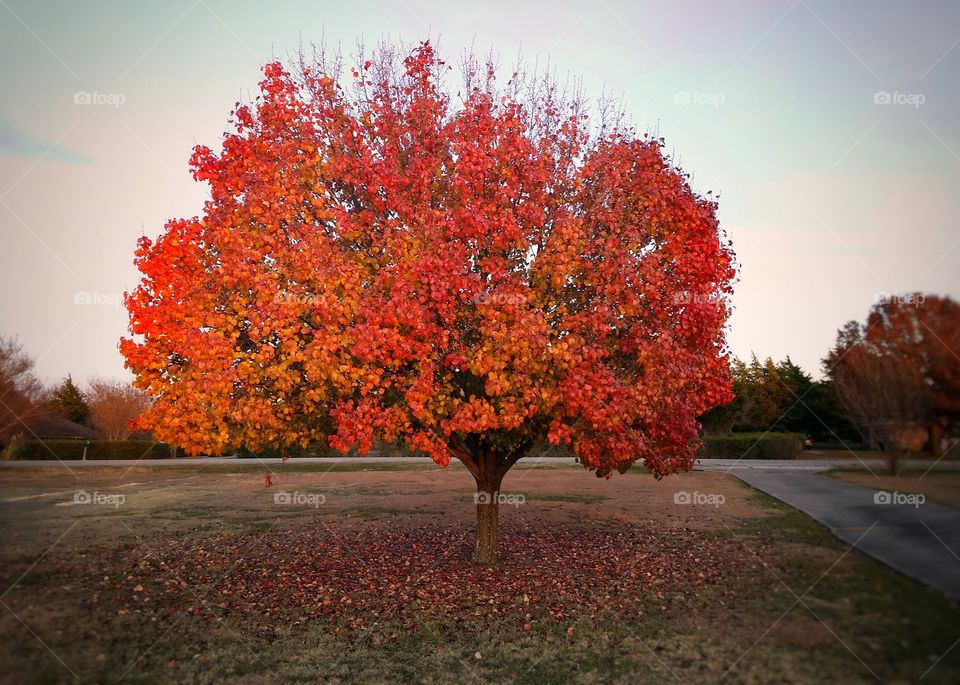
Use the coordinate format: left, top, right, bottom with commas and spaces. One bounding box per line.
700, 355, 859, 440
52, 375, 90, 425
775, 357, 813, 433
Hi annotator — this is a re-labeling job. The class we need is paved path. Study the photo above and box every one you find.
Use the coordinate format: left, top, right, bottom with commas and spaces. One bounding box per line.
731, 469, 960, 599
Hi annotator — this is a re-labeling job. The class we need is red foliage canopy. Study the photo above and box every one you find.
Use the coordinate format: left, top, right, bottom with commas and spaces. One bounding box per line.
864, 295, 960, 422
122, 42, 735, 478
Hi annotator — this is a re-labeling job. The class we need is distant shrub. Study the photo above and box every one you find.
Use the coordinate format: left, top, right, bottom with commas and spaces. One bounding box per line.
698, 432, 803, 459
812, 441, 870, 452
235, 438, 425, 458
528, 440, 576, 457
235, 444, 314, 459
3, 439, 171, 461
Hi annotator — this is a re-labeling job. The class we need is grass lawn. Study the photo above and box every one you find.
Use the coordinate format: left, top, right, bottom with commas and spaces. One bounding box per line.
1, 463, 958, 683
814, 449, 916, 461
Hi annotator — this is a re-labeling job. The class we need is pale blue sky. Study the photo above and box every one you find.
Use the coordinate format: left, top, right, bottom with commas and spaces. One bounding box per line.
1, 0, 958, 384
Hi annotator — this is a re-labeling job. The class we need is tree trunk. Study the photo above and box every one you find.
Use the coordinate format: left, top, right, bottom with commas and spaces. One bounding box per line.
886, 448, 900, 476
474, 474, 502, 564
448, 441, 519, 564
473, 489, 499, 564
880, 426, 900, 476
930, 422, 944, 459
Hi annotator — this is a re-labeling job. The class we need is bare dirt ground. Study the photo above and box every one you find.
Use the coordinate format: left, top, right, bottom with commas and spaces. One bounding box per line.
829, 471, 960, 510
1, 462, 958, 684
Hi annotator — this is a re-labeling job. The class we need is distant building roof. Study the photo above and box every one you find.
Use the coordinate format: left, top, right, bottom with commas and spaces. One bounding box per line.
26, 414, 100, 440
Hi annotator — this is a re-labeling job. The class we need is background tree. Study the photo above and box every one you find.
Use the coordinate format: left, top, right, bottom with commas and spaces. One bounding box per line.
825, 317, 933, 474
86, 378, 152, 441
726, 356, 785, 431
699, 357, 749, 434
863, 295, 960, 457
703, 355, 791, 433
122, 41, 736, 562
51, 375, 90, 425
0, 335, 46, 451
774, 357, 811, 432
802, 378, 859, 443
701, 354, 858, 442
774, 357, 857, 441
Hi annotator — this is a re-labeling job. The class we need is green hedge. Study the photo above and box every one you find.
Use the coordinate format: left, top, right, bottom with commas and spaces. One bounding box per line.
698, 432, 803, 459
234, 436, 433, 459
3, 440, 172, 461
811, 441, 869, 451
236, 444, 317, 459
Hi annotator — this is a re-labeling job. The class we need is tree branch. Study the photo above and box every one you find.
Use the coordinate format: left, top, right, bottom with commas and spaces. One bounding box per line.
448, 437, 479, 479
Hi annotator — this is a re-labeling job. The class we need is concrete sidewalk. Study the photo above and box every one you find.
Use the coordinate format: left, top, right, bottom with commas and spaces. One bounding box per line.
733, 469, 960, 600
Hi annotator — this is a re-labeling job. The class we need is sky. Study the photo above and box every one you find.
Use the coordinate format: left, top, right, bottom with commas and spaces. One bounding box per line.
0, 0, 958, 386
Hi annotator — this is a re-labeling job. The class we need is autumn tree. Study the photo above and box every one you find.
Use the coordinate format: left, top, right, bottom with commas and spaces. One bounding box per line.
824, 293, 960, 473
86, 378, 152, 441
122, 42, 736, 562
861, 295, 960, 457
52, 375, 90, 425
0, 335, 46, 451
